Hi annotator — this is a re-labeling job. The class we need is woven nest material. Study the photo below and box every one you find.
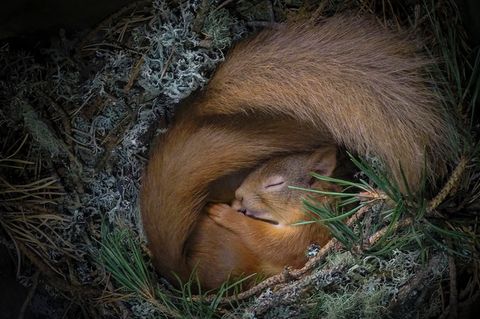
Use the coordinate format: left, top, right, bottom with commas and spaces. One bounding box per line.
0, 0, 479, 318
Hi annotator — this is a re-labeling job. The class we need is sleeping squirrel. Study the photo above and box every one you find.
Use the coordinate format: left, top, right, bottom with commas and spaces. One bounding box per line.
195, 147, 339, 290
140, 15, 459, 289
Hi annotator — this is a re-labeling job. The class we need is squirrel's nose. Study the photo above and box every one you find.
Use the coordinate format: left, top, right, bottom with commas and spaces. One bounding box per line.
234, 188, 244, 202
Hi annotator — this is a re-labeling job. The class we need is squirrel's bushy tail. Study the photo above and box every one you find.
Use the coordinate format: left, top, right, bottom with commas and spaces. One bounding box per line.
202, 15, 459, 188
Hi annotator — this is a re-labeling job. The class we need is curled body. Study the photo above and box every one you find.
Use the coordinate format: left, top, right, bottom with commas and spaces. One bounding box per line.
140, 15, 459, 289
194, 148, 340, 289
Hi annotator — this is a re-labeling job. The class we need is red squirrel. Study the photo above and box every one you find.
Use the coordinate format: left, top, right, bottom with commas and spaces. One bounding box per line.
140, 15, 459, 289
193, 147, 340, 290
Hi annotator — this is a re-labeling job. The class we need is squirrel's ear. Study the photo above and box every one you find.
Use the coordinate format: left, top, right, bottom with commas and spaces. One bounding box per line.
310, 146, 337, 177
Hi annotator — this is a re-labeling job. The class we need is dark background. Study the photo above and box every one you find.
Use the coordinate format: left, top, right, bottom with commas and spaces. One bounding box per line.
0, 0, 479, 47
0, 0, 134, 41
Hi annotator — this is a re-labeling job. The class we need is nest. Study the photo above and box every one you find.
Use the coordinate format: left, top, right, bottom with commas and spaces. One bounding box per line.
0, 0, 479, 318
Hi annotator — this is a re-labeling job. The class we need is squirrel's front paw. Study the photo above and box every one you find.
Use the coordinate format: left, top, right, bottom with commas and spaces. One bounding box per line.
206, 203, 238, 227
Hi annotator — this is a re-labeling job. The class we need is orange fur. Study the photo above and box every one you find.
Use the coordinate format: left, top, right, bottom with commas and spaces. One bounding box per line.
140, 16, 459, 289
190, 149, 339, 290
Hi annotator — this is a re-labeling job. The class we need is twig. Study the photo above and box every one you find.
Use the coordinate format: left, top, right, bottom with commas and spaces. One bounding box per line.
365, 217, 413, 247
345, 202, 373, 225
159, 48, 176, 81
124, 56, 145, 92
2, 134, 29, 161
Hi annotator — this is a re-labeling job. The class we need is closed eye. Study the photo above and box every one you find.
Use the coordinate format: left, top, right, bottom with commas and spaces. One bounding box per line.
265, 181, 285, 189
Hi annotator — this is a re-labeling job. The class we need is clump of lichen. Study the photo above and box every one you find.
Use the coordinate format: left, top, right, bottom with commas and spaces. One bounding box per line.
203, 8, 238, 49
310, 251, 446, 319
